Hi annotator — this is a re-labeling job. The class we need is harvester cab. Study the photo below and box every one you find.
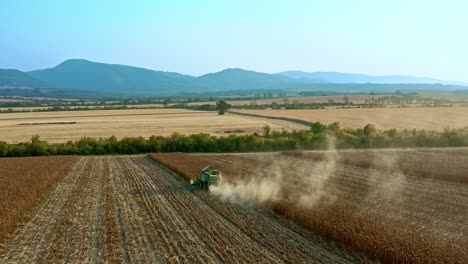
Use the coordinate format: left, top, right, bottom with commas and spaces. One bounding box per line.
190, 165, 222, 190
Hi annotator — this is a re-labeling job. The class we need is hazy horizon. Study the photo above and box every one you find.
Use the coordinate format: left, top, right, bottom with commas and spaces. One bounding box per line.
1, 0, 467, 82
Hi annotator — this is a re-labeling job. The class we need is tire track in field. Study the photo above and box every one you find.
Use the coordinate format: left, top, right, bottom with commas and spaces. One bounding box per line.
64, 157, 104, 263
109, 156, 157, 263
100, 157, 125, 263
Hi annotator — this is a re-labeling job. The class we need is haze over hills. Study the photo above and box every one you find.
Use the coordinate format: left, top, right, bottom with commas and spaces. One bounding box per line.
193, 68, 326, 91
0, 59, 467, 97
277, 71, 467, 86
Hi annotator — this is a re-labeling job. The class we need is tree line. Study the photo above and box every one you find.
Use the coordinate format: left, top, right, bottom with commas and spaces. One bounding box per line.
1, 123, 468, 157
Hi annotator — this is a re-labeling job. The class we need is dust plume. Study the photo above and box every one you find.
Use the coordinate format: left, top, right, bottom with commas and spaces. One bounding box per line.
365, 151, 406, 205
209, 164, 283, 206
210, 136, 339, 208
296, 146, 338, 209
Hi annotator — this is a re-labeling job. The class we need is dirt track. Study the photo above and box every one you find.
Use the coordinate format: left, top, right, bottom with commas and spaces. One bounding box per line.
0, 156, 361, 263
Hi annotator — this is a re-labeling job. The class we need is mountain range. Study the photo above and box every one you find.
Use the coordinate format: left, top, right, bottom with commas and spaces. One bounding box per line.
0, 59, 466, 96
277, 71, 467, 86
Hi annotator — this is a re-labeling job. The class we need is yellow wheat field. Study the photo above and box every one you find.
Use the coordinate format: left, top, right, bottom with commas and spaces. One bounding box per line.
0, 108, 307, 143
233, 106, 468, 130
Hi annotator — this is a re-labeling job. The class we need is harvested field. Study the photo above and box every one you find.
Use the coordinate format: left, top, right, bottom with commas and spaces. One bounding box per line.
232, 107, 468, 130
420, 93, 468, 102
0, 156, 79, 246
149, 149, 468, 263
0, 104, 163, 112
0, 108, 307, 143
187, 95, 388, 106
0, 156, 360, 263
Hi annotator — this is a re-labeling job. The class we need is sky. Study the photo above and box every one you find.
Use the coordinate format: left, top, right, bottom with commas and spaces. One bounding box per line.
0, 0, 467, 81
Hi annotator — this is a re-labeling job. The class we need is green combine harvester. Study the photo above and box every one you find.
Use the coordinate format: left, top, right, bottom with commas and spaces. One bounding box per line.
190, 166, 222, 190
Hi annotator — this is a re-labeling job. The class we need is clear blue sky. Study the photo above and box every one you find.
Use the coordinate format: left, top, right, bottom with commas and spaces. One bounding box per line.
0, 0, 467, 81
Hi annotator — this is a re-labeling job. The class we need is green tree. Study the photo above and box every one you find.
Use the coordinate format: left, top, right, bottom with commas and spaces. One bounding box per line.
29, 135, 49, 156
0, 141, 8, 156
263, 125, 271, 137
216, 100, 231, 115
364, 124, 377, 135
311, 122, 327, 134
327, 122, 341, 132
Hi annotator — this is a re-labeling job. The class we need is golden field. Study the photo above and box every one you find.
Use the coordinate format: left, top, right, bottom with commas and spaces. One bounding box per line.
0, 109, 307, 143
233, 106, 468, 130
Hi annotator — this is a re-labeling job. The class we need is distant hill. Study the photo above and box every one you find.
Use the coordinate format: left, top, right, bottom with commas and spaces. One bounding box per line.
277, 71, 467, 86
27, 60, 326, 95
0, 69, 48, 88
28, 59, 196, 95
0, 59, 467, 97
194, 68, 325, 91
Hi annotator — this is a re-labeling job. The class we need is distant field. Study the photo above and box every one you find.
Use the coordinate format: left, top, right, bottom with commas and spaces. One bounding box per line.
233, 107, 468, 130
419, 93, 468, 102
0, 99, 28, 102
0, 104, 164, 111
0, 109, 307, 143
188, 94, 387, 106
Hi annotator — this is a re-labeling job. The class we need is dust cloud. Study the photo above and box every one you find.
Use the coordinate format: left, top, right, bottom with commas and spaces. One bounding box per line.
365, 151, 406, 206
210, 137, 409, 212
210, 136, 339, 207
209, 168, 283, 206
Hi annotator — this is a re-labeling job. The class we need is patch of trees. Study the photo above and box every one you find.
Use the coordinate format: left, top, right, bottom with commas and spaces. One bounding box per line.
1, 124, 468, 157
230, 101, 347, 110
363, 94, 453, 107
216, 101, 231, 115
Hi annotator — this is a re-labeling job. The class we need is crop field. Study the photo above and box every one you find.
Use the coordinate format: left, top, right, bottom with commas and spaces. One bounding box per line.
0, 156, 79, 245
419, 93, 468, 102
0, 104, 163, 112
0, 156, 360, 263
150, 149, 468, 263
187, 95, 387, 106
233, 107, 468, 130
0, 108, 307, 143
